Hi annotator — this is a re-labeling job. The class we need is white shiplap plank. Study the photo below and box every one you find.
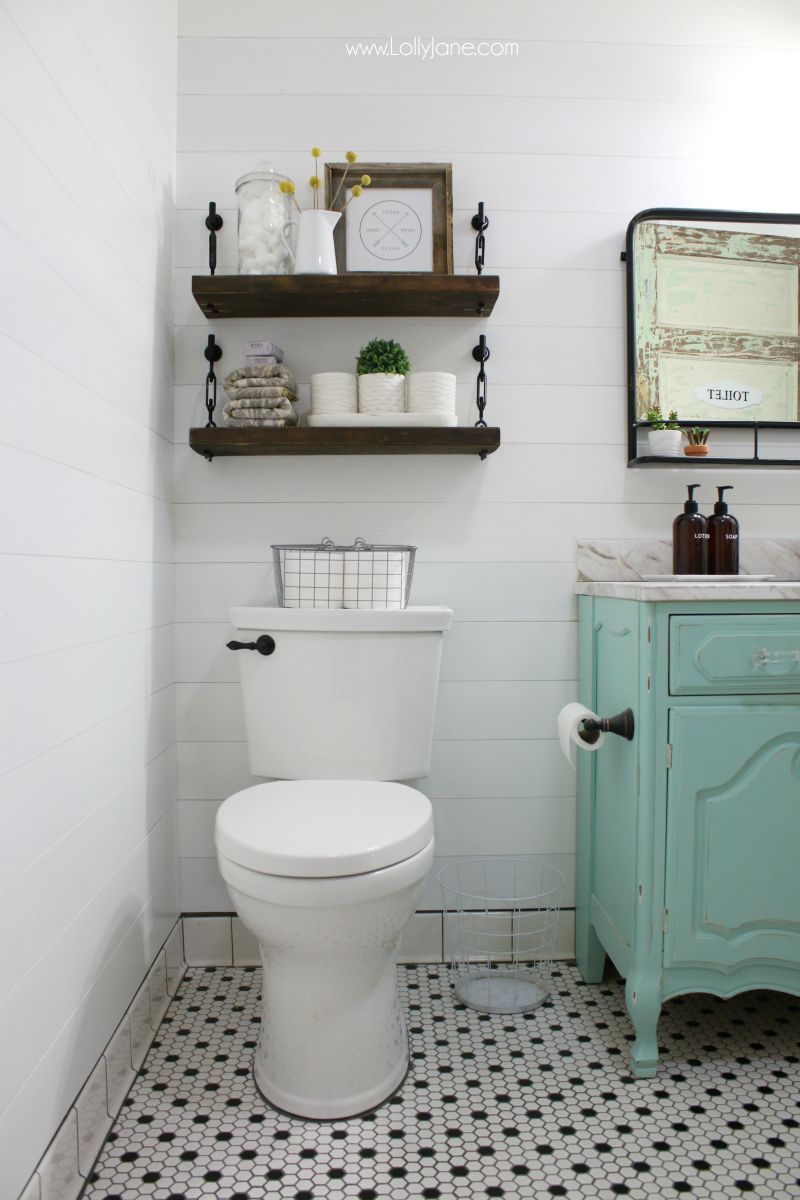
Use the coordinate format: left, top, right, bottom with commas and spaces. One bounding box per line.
174, 620, 580, 685
177, 91, 726, 160
178, 37, 798, 103
433, 795, 576, 857
0, 444, 172, 562
176, 738, 574, 803
176, 0, 800, 49
174, 561, 578, 622
0, 838, 178, 1198
0, 558, 173, 664
0, 688, 175, 888
422, 739, 574, 800
0, 628, 173, 777
176, 794, 575, 862
0, 748, 176, 1004
173, 382, 627, 447
176, 148, 797, 222
175, 680, 576, 743
178, 851, 577, 916
174, 320, 624, 388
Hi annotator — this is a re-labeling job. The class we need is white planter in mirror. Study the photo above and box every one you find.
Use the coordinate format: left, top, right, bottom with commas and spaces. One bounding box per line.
647, 429, 683, 458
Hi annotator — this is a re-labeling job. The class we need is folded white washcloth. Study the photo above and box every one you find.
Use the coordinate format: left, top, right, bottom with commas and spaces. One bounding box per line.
225, 364, 294, 386
225, 416, 292, 428
223, 396, 296, 416
225, 385, 297, 404
226, 406, 298, 425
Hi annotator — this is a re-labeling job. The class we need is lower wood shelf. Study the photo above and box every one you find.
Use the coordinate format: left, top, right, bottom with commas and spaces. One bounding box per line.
189, 426, 501, 458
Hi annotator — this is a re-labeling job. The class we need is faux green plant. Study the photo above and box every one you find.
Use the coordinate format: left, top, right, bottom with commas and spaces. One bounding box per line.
645, 406, 680, 431
683, 426, 710, 445
356, 338, 411, 376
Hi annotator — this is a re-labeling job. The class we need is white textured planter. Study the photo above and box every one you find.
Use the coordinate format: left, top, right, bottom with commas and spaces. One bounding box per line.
358, 373, 406, 414
310, 372, 357, 414
406, 372, 457, 413
647, 429, 683, 458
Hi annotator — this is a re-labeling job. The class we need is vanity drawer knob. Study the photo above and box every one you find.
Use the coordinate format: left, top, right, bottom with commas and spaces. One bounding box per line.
752, 648, 800, 670
227, 635, 276, 656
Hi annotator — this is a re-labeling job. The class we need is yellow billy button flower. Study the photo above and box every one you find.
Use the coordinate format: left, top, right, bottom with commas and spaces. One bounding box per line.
360, 174, 371, 186
311, 147, 321, 158
309, 175, 321, 188
279, 180, 296, 195
345, 150, 358, 163
350, 185, 363, 197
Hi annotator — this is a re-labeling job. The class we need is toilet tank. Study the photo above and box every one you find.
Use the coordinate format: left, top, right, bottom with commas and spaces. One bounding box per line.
229, 606, 453, 781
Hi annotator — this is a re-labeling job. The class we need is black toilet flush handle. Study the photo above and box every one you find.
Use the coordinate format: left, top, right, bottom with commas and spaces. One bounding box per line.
579, 707, 635, 745
226, 635, 276, 656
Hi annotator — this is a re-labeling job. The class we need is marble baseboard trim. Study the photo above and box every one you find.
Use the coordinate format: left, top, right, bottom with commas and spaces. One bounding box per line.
577, 538, 800, 583
20, 920, 186, 1200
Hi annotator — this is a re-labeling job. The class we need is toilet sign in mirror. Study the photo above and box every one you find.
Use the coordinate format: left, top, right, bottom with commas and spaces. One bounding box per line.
626, 208, 800, 464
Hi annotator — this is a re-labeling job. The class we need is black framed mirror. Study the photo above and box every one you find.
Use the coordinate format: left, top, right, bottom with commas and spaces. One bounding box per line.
625, 207, 800, 467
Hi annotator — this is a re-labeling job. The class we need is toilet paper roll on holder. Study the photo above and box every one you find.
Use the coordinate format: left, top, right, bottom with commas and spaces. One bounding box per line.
578, 708, 635, 745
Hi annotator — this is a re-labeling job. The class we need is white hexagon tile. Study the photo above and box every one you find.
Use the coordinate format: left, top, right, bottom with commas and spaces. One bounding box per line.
84, 964, 799, 1199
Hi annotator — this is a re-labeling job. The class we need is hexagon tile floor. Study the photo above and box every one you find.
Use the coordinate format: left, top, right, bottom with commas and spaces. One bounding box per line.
84, 964, 800, 1200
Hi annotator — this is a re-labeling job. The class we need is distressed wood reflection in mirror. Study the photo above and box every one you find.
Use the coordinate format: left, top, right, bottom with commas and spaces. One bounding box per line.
625, 208, 800, 466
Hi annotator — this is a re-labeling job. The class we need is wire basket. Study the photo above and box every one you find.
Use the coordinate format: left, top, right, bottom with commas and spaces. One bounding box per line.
438, 858, 565, 1015
272, 537, 416, 610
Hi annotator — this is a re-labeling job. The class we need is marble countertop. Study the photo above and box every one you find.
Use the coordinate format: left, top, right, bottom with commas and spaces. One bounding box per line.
576, 580, 800, 602
576, 539, 800, 602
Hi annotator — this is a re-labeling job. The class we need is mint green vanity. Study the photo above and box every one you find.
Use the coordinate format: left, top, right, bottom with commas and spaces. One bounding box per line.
577, 587, 800, 1077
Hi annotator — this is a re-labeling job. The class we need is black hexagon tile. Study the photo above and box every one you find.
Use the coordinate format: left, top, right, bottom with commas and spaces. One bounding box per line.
84, 964, 800, 1199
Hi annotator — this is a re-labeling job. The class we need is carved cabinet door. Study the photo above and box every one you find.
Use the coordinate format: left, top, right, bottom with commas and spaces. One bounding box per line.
664, 706, 800, 971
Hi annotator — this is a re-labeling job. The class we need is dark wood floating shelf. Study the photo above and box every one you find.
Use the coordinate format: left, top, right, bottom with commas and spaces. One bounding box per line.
192, 273, 500, 319
189, 426, 501, 458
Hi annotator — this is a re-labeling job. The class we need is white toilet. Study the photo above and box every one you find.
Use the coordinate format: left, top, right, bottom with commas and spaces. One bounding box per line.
215, 605, 453, 1119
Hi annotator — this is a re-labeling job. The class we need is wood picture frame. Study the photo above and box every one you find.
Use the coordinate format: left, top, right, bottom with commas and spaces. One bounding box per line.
325, 162, 453, 274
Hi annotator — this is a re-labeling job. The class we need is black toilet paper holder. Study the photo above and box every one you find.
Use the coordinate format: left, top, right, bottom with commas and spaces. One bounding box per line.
579, 708, 635, 745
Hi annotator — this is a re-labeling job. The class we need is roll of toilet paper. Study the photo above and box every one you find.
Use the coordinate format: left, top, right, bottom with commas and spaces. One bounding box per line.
557, 702, 607, 769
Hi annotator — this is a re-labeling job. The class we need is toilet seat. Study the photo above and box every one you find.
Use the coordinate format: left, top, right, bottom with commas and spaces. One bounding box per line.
216, 779, 433, 878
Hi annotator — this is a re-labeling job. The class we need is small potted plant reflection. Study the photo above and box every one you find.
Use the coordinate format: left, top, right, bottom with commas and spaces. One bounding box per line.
645, 406, 682, 458
683, 426, 711, 458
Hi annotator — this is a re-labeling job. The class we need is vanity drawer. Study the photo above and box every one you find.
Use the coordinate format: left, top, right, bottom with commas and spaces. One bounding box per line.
669, 615, 800, 694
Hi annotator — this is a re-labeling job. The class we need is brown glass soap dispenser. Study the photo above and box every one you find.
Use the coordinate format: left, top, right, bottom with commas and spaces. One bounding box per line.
708, 485, 739, 575
673, 484, 708, 574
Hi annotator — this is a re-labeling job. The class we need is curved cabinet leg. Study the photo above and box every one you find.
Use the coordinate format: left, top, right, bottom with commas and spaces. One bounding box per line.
625, 972, 661, 1077
576, 921, 606, 983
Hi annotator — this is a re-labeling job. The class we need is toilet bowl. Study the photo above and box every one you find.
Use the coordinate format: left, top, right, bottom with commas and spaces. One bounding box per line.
217, 605, 452, 1119
216, 779, 435, 1119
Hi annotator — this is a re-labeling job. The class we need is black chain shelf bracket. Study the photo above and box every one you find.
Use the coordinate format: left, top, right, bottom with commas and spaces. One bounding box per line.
203, 334, 223, 457
472, 333, 490, 458
471, 202, 489, 277
205, 202, 224, 276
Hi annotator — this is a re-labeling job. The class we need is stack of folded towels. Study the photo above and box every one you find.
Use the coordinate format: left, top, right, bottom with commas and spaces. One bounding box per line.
222, 343, 299, 428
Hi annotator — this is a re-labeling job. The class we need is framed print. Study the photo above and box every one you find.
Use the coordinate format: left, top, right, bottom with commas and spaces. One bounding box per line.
325, 162, 453, 274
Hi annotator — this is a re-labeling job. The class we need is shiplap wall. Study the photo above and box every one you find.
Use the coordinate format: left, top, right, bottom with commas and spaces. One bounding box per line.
174, 2, 800, 949
0, 1, 177, 1193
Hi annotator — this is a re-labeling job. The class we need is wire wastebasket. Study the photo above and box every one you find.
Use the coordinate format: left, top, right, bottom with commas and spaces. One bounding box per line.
272, 537, 416, 610
438, 858, 565, 1015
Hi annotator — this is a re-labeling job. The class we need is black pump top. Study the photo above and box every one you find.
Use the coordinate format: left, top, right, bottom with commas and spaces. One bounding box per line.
714, 485, 733, 515
683, 484, 701, 514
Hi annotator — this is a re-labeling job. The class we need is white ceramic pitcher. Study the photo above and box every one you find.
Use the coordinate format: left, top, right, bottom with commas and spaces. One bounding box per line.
281, 210, 340, 275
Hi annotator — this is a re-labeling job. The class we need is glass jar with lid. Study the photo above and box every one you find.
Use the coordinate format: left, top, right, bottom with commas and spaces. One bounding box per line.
235, 161, 295, 275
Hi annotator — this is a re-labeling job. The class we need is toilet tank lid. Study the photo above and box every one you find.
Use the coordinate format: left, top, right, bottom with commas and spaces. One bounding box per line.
215, 780, 434, 877
230, 605, 453, 633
